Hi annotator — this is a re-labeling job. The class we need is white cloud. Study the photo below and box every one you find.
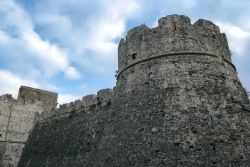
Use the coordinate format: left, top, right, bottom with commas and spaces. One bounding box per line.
183, 0, 197, 7
57, 94, 80, 105
0, 70, 40, 98
245, 21, 250, 30
74, 0, 140, 76
0, 69, 80, 105
168, 0, 197, 8
21, 29, 69, 75
0, 68, 82, 105
0, 0, 84, 79
65, 66, 81, 79
35, 13, 72, 29
0, 0, 141, 99
0, 30, 10, 44
151, 20, 159, 28
0, 0, 33, 31
216, 21, 250, 56
85, 0, 140, 56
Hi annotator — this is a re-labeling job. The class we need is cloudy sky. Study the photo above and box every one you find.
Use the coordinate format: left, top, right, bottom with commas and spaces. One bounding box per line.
0, 0, 249, 104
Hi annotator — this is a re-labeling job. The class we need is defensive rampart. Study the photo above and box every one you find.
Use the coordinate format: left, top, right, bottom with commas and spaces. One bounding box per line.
1, 14, 249, 167
37, 88, 113, 123
0, 86, 57, 167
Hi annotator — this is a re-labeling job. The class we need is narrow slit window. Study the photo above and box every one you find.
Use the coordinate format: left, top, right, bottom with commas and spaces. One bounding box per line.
173, 22, 177, 32
131, 53, 137, 60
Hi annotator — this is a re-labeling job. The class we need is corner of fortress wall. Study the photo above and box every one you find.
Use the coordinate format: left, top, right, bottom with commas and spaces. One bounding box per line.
0, 86, 58, 167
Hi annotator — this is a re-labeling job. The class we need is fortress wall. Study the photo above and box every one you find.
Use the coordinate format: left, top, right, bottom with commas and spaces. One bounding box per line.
0, 95, 13, 142
18, 96, 113, 167
2, 143, 24, 167
111, 52, 250, 166
0, 102, 42, 167
17, 88, 113, 166
18, 51, 250, 166
37, 88, 113, 123
14, 15, 250, 166
0, 95, 13, 166
110, 14, 250, 165
116, 15, 236, 100
18, 86, 58, 112
118, 15, 231, 74
115, 52, 249, 110
0, 87, 58, 167
116, 46, 249, 112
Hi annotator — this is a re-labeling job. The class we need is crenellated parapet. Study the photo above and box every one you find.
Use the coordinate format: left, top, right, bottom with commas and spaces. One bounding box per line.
117, 14, 232, 79
37, 88, 113, 122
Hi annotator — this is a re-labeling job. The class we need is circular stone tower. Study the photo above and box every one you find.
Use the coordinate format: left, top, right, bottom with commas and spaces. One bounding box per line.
96, 15, 250, 166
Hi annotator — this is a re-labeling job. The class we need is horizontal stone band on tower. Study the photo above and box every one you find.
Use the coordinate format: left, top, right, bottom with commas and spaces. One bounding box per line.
0, 140, 26, 144
116, 51, 237, 79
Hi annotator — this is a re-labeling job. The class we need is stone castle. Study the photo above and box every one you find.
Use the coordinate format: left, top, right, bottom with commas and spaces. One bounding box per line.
0, 14, 250, 166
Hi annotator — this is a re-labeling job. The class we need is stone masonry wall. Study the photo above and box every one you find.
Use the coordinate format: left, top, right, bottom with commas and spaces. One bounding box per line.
112, 14, 250, 166
118, 15, 231, 76
37, 88, 113, 123
15, 15, 250, 166
18, 88, 113, 166
0, 95, 13, 166
18, 86, 58, 112
0, 86, 57, 167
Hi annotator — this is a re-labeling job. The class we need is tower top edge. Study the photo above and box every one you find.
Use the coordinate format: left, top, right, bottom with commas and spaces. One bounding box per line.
123, 14, 221, 41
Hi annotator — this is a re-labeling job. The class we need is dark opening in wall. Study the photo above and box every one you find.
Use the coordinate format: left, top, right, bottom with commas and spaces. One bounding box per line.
0, 134, 2, 137
173, 22, 177, 31
131, 53, 137, 60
